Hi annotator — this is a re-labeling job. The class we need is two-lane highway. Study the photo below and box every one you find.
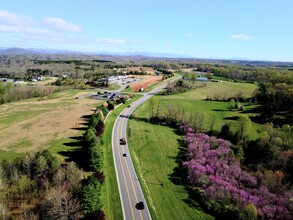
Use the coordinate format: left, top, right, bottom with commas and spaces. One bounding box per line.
112, 76, 180, 220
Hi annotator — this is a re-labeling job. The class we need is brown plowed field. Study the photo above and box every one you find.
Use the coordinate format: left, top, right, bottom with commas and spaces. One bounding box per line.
129, 75, 162, 91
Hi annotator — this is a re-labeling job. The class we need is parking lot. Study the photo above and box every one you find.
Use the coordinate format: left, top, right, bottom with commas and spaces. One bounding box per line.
90, 76, 141, 101
110, 77, 140, 87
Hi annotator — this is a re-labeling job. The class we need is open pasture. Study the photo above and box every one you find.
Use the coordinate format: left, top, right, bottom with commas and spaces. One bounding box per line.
0, 89, 101, 160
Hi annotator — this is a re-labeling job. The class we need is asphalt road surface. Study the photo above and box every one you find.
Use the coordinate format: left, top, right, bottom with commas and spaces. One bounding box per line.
112, 78, 179, 220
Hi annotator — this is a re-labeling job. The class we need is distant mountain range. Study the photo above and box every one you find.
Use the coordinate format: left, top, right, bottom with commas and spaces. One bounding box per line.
98, 51, 193, 58
0, 47, 292, 66
0, 47, 192, 58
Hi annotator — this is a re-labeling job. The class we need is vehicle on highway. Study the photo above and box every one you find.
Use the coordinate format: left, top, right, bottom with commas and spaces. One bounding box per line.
135, 201, 145, 210
120, 138, 126, 145
123, 152, 128, 157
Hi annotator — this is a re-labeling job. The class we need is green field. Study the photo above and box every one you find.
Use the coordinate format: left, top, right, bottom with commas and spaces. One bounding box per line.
128, 105, 214, 220
157, 81, 260, 139
127, 81, 261, 219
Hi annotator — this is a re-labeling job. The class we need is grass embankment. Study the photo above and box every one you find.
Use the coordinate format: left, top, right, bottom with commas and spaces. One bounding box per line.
127, 81, 260, 219
101, 95, 142, 220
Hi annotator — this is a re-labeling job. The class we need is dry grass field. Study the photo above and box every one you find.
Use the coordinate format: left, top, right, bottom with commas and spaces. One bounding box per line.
129, 75, 162, 91
0, 89, 101, 160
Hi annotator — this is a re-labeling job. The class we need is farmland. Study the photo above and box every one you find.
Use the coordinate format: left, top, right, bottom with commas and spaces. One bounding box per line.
0, 89, 101, 160
1, 52, 293, 219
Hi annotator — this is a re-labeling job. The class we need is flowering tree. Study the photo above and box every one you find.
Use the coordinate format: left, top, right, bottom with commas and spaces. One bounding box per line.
181, 126, 293, 220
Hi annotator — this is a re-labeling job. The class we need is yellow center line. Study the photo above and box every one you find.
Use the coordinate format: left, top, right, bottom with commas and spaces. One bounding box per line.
116, 118, 136, 220
121, 116, 144, 220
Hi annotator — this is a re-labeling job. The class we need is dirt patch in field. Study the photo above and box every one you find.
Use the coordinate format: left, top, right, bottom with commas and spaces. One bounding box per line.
129, 75, 162, 91
0, 91, 100, 154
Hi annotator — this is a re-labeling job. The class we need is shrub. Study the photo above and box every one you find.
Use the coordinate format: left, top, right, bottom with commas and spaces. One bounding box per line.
181, 128, 293, 220
89, 210, 105, 220
93, 171, 105, 183
90, 114, 102, 127
89, 144, 102, 171
95, 121, 105, 137
98, 104, 108, 116
121, 97, 126, 104
82, 176, 102, 214
107, 103, 114, 111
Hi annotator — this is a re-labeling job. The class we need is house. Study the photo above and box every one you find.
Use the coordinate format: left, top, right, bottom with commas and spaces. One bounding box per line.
100, 75, 128, 82
0, 78, 14, 82
197, 74, 208, 81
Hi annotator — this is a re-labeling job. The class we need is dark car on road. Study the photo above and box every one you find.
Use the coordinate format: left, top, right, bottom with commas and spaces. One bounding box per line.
120, 138, 126, 145
135, 201, 145, 210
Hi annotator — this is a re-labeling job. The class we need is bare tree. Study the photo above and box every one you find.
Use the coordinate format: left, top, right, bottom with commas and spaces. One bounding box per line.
0, 202, 9, 220
39, 187, 81, 220
21, 209, 39, 220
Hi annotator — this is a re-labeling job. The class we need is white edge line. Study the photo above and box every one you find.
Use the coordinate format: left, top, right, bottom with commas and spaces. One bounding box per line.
112, 117, 127, 220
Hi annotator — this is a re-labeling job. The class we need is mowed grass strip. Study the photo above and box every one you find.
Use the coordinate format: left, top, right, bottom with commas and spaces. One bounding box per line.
128, 103, 214, 220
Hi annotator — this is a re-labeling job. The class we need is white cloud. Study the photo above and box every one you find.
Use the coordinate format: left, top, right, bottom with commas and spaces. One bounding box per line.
0, 10, 141, 51
229, 34, 251, 40
96, 38, 126, 45
0, 25, 53, 34
42, 17, 81, 32
0, 10, 33, 26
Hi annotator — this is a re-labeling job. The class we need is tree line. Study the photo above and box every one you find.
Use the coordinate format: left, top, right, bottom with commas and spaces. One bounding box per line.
0, 83, 65, 104
0, 102, 114, 219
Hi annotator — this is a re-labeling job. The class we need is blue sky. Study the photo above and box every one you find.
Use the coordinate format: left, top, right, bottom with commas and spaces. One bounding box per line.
0, 0, 293, 61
